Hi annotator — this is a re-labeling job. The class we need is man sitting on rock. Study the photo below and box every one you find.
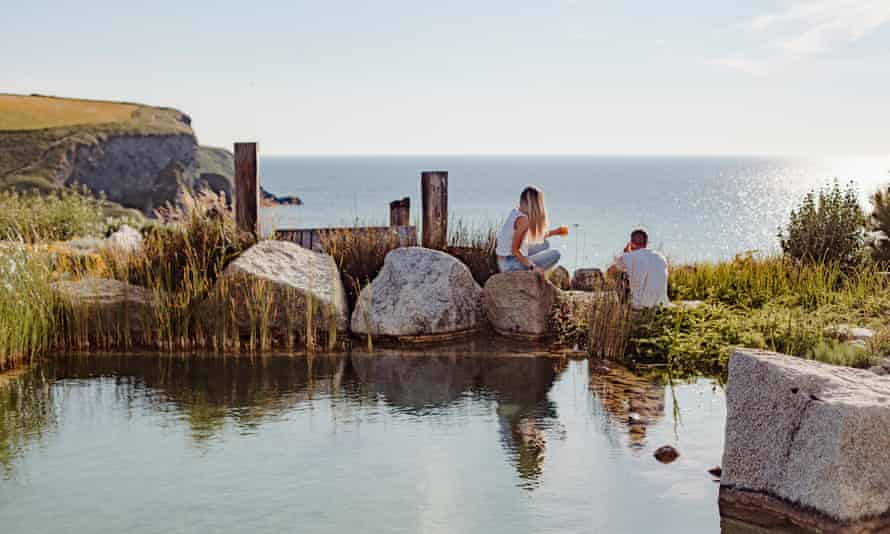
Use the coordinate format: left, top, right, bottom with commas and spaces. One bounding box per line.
607, 228, 670, 309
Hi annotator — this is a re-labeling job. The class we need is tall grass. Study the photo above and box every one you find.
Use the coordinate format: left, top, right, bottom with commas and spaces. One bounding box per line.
447, 220, 498, 285
0, 243, 59, 370
318, 226, 405, 309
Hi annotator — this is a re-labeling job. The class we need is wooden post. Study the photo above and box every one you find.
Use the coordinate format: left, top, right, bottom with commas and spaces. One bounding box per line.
421, 171, 448, 249
389, 197, 410, 227
234, 142, 259, 236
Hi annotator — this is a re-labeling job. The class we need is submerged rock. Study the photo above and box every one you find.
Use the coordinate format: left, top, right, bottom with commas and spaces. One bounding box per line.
654, 445, 679, 463
483, 272, 559, 339
351, 247, 482, 339
209, 240, 348, 337
721, 348, 890, 523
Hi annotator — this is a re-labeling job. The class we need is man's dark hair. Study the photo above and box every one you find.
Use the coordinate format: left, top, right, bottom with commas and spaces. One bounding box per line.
630, 228, 648, 247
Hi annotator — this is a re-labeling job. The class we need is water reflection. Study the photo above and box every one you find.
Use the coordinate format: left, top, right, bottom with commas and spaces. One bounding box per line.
0, 350, 737, 533
0, 367, 57, 477
351, 351, 566, 488
588, 360, 666, 447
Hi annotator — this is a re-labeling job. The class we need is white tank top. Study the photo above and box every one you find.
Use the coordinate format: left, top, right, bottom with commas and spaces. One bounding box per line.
496, 208, 528, 257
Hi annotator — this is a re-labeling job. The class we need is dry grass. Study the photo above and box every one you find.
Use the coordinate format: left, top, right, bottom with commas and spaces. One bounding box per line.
447, 220, 498, 285
0, 94, 191, 132
318, 226, 404, 310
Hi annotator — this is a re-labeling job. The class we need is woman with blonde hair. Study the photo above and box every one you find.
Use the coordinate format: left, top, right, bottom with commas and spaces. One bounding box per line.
495, 186, 567, 275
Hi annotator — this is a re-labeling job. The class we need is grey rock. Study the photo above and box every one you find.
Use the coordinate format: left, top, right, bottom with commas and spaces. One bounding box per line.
52, 278, 154, 338
828, 324, 875, 343
213, 240, 348, 336
721, 348, 890, 522
351, 247, 482, 338
65, 134, 198, 215
106, 225, 143, 253
483, 272, 558, 338
571, 268, 604, 291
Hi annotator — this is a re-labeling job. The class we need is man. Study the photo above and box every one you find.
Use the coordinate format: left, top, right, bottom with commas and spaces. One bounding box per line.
607, 228, 670, 309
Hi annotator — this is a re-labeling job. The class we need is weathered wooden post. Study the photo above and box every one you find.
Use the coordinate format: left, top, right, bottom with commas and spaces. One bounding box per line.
389, 197, 411, 227
234, 142, 259, 236
421, 171, 447, 249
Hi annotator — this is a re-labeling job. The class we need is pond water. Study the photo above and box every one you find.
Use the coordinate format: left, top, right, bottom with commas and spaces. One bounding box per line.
0, 348, 743, 533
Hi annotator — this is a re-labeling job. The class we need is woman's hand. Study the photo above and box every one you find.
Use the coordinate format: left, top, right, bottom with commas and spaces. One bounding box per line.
533, 266, 547, 277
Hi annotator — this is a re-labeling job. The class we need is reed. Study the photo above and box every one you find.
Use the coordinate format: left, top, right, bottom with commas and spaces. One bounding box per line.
446, 220, 498, 285
0, 243, 59, 370
318, 226, 403, 309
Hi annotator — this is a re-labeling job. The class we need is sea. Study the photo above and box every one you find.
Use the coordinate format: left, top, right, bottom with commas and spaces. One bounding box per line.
258, 155, 890, 270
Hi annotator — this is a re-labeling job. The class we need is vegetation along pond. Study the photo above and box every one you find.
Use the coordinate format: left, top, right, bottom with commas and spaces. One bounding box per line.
0, 345, 759, 533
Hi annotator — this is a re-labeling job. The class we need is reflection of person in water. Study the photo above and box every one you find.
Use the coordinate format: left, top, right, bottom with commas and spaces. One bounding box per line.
588, 361, 666, 448
480, 357, 566, 488
350, 351, 567, 489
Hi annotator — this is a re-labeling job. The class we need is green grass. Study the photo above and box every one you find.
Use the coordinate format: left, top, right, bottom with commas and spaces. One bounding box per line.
0, 185, 142, 242
0, 245, 60, 371
588, 253, 890, 375
196, 146, 234, 179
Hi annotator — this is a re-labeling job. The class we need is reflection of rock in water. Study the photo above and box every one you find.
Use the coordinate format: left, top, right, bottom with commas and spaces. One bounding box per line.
351, 350, 566, 489
43, 354, 346, 442
588, 360, 665, 448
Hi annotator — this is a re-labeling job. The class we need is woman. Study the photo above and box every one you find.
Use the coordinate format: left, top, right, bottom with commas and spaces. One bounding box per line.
495, 185, 566, 275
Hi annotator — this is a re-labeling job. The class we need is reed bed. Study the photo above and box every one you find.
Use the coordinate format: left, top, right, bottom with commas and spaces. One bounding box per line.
0, 243, 59, 370
0, 188, 346, 365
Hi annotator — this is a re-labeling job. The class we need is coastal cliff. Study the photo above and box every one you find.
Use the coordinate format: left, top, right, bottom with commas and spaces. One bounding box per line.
0, 94, 201, 214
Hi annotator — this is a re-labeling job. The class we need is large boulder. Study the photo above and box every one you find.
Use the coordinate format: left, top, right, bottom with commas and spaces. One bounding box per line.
351, 247, 482, 339
720, 348, 890, 526
483, 272, 559, 339
52, 278, 155, 343
211, 241, 348, 337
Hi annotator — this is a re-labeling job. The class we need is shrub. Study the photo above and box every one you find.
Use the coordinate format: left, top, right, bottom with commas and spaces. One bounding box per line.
0, 186, 105, 242
867, 182, 890, 263
778, 180, 865, 268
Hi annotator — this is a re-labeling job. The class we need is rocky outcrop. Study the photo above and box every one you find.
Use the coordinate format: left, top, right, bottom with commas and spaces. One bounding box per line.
351, 247, 482, 339
209, 241, 348, 338
483, 272, 559, 339
261, 187, 303, 206
720, 348, 890, 524
64, 134, 198, 214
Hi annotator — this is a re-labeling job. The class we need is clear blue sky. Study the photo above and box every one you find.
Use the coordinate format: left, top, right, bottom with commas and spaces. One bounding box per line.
4, 0, 889, 155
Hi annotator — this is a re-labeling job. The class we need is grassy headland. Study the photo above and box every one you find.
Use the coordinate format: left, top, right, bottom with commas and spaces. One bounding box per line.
0, 94, 193, 190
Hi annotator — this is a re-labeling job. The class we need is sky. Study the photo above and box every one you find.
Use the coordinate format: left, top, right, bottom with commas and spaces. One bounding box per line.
3, 0, 890, 156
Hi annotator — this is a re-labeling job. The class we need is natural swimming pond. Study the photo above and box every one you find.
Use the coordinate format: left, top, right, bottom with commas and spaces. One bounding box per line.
0, 348, 745, 533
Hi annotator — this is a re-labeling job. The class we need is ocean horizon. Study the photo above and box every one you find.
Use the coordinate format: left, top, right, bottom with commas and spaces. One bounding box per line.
259, 154, 890, 270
